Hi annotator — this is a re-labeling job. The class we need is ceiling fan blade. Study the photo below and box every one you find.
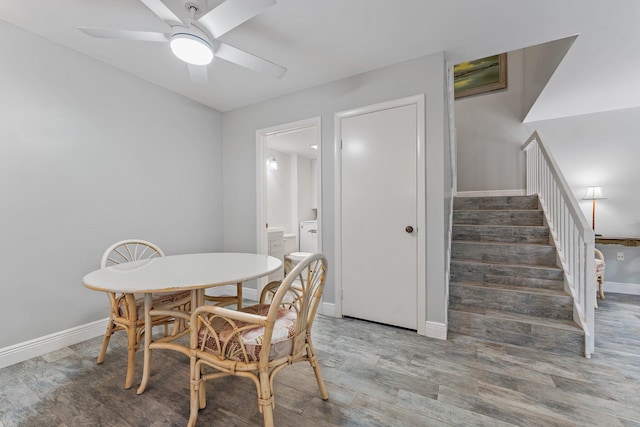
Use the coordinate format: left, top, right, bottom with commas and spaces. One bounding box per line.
198, 0, 276, 39
79, 27, 169, 42
139, 0, 183, 27
188, 64, 209, 84
215, 41, 286, 78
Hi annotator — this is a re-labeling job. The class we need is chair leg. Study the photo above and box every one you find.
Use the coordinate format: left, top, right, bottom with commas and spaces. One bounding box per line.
198, 372, 207, 409
306, 340, 329, 400
599, 278, 605, 300
97, 319, 116, 364
261, 402, 275, 427
124, 324, 138, 389
188, 364, 201, 427
236, 282, 243, 309
258, 371, 275, 427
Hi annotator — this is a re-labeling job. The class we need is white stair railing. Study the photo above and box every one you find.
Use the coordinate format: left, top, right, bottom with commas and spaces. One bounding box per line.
522, 131, 595, 357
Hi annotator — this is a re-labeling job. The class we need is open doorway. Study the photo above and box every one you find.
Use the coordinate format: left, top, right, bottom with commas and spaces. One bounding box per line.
256, 117, 321, 294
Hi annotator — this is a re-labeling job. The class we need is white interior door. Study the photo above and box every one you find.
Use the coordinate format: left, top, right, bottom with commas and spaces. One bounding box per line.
341, 103, 418, 329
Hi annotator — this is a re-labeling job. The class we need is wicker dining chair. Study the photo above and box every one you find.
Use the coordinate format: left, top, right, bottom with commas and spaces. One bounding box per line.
187, 253, 328, 427
97, 239, 191, 389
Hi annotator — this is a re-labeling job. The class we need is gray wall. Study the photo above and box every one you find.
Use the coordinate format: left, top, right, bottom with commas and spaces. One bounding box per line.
455, 51, 530, 191
222, 53, 449, 326
0, 21, 224, 348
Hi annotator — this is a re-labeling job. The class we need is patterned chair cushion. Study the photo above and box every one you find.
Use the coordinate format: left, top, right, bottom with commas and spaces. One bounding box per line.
198, 304, 297, 363
118, 290, 191, 319
595, 258, 605, 275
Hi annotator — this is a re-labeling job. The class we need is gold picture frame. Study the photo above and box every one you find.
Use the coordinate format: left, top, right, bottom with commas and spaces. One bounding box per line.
454, 53, 507, 99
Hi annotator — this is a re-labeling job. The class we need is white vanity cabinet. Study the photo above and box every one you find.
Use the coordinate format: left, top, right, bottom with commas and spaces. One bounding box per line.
267, 229, 285, 281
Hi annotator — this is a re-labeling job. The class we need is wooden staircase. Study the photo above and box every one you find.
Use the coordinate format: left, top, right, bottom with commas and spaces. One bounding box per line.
448, 195, 585, 355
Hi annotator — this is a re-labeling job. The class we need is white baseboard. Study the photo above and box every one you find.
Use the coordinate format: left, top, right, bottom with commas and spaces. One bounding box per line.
321, 302, 336, 317
243, 287, 259, 301
604, 281, 640, 295
206, 285, 259, 301
0, 318, 108, 370
456, 189, 526, 197
425, 321, 447, 340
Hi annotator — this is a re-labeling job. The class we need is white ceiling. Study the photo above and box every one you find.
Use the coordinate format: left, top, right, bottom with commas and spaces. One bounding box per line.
1, 0, 638, 118
267, 126, 317, 159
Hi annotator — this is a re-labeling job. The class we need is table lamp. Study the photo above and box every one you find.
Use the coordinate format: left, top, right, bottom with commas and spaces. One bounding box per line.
582, 186, 606, 233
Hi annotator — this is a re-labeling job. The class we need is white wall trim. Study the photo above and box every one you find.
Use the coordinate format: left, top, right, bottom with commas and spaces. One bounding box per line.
321, 302, 336, 317
603, 281, 640, 295
425, 321, 448, 340
456, 189, 526, 197
0, 318, 108, 369
255, 116, 322, 296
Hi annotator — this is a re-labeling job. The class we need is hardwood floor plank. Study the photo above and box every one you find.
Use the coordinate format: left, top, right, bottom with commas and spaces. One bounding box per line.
394, 389, 517, 427
477, 381, 626, 426
437, 384, 576, 427
516, 377, 640, 423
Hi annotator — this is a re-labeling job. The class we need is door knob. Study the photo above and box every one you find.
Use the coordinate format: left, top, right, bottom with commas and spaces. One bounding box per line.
405, 226, 414, 233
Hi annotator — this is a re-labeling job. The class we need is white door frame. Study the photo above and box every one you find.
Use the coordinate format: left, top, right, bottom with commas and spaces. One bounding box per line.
256, 116, 322, 293
334, 95, 426, 335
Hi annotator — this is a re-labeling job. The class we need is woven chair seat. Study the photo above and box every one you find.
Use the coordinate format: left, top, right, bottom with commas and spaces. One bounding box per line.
198, 304, 296, 362
118, 290, 191, 319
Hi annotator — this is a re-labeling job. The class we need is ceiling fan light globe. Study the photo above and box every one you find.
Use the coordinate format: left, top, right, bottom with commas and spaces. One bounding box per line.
170, 33, 213, 65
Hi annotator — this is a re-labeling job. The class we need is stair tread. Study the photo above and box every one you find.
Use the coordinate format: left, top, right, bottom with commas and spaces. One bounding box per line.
452, 240, 554, 247
451, 259, 562, 271
448, 306, 583, 332
453, 224, 548, 229
453, 209, 543, 212
450, 280, 567, 296
447, 332, 584, 354
451, 258, 560, 270
453, 196, 540, 211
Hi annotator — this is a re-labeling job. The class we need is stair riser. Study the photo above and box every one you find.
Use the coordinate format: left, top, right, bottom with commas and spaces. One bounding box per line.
453, 195, 539, 211
450, 284, 573, 320
450, 261, 564, 286
448, 310, 584, 356
451, 242, 557, 267
453, 225, 550, 244
453, 210, 544, 226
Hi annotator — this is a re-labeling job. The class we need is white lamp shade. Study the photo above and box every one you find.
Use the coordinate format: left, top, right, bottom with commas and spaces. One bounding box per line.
583, 186, 606, 200
170, 33, 213, 65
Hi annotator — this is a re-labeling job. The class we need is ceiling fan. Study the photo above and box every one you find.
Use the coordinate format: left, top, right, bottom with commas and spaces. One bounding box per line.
78, 0, 286, 83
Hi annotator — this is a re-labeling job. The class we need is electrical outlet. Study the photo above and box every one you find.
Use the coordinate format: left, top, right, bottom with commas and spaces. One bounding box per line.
617, 252, 624, 261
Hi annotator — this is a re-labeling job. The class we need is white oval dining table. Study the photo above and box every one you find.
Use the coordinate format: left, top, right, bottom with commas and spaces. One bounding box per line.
83, 252, 282, 394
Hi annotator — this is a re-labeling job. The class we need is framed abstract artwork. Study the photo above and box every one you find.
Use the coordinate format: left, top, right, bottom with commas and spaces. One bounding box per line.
454, 53, 507, 99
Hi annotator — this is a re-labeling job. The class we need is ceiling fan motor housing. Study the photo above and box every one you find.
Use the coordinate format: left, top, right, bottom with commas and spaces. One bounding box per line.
169, 25, 214, 65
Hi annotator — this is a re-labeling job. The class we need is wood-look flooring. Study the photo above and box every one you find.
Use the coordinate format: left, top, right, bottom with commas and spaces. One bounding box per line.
1, 293, 639, 426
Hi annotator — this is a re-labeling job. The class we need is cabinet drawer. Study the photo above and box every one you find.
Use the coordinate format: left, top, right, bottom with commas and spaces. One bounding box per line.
269, 239, 283, 250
